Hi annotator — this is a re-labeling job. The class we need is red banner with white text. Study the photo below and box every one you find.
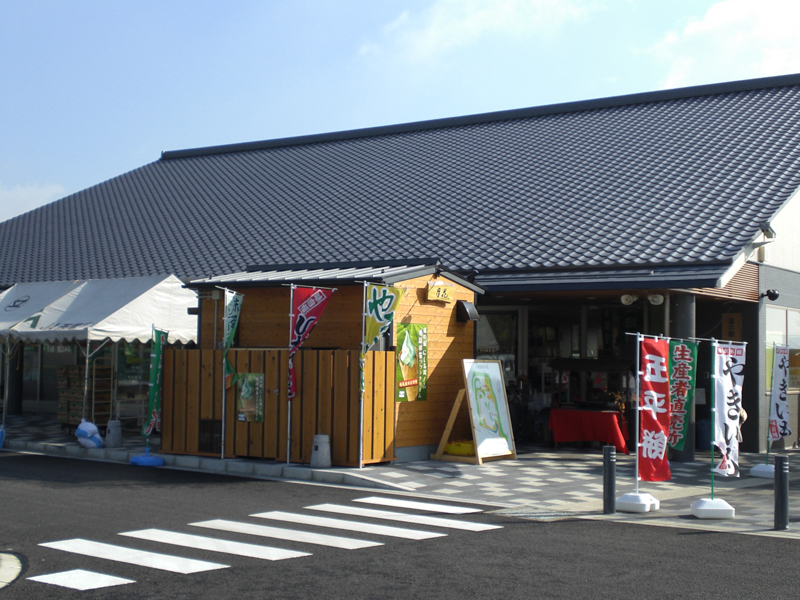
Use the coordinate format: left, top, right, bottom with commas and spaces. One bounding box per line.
289, 287, 334, 398
639, 337, 672, 482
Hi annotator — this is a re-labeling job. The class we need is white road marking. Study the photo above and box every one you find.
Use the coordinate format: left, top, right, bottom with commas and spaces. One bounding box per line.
119, 529, 311, 561
28, 569, 135, 591
353, 496, 483, 514
307, 504, 502, 532
190, 519, 383, 550
39, 539, 228, 574
251, 511, 446, 540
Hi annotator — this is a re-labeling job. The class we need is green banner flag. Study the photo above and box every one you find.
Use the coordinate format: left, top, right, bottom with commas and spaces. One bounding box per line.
361, 284, 405, 393
142, 328, 168, 437
363, 284, 405, 351
668, 339, 698, 451
223, 289, 243, 388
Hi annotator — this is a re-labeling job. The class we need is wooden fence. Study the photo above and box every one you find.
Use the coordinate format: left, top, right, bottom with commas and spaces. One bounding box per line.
160, 349, 396, 467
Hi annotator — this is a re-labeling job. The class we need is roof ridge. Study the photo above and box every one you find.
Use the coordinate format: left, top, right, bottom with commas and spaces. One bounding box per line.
160, 72, 800, 161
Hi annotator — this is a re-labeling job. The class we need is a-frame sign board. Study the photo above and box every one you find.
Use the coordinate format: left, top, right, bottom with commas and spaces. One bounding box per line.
431, 359, 517, 465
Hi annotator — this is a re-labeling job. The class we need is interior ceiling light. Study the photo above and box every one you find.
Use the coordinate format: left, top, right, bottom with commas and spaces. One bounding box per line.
648, 294, 665, 306
620, 294, 638, 306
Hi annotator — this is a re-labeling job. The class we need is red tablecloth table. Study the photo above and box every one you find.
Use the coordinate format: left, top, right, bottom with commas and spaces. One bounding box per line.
548, 408, 629, 454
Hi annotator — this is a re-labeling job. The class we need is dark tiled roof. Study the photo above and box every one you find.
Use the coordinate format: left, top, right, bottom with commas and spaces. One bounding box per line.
3, 73, 800, 289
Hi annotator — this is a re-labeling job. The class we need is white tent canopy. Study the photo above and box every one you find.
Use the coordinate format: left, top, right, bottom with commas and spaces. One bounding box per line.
8, 275, 197, 344
0, 280, 82, 339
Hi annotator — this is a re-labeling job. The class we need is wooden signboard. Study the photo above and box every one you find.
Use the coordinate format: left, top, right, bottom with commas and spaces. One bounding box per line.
431, 359, 517, 464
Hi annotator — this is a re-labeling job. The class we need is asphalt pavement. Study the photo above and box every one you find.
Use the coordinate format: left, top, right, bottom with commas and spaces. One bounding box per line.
4, 413, 800, 541
3, 451, 800, 599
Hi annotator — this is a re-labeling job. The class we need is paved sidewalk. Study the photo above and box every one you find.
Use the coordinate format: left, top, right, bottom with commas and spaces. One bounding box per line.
3, 414, 800, 539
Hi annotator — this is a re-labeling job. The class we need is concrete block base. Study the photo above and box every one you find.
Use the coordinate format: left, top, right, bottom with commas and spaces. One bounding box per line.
616, 492, 660, 513
749, 463, 774, 478
690, 497, 735, 519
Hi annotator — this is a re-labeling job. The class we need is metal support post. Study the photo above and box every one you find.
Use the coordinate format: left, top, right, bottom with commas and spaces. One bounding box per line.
603, 445, 616, 514
775, 454, 789, 531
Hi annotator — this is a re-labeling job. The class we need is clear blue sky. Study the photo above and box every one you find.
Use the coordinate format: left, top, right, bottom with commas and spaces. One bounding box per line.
2, 0, 799, 222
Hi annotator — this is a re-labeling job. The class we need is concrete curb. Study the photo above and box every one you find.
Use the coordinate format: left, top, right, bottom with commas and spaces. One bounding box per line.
2, 439, 409, 491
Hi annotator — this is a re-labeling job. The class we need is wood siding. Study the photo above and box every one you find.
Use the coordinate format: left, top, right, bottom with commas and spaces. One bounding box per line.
392, 276, 475, 448
161, 348, 395, 466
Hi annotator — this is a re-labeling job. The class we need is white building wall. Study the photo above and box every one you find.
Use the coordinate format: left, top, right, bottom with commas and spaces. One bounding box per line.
760, 191, 800, 272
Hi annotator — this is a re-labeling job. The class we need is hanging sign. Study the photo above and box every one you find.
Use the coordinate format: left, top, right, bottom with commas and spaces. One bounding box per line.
713, 341, 747, 476
668, 340, 697, 451
639, 337, 671, 482
462, 359, 515, 459
142, 328, 168, 437
288, 287, 334, 398
426, 282, 455, 303
396, 323, 428, 402
768, 344, 791, 442
223, 289, 243, 388
237, 373, 265, 422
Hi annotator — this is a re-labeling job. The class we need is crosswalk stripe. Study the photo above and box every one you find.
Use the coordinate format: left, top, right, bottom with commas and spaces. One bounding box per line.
40, 539, 228, 574
190, 519, 383, 550
354, 496, 483, 514
119, 529, 311, 561
251, 511, 446, 540
28, 569, 135, 591
306, 504, 502, 532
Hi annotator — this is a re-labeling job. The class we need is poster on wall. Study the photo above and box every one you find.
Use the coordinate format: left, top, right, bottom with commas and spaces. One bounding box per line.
462, 359, 516, 459
237, 373, 265, 423
396, 323, 428, 402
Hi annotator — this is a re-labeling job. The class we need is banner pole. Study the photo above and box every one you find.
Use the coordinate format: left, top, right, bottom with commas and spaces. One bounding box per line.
287, 284, 295, 464
634, 333, 641, 495
359, 282, 367, 469
710, 338, 717, 500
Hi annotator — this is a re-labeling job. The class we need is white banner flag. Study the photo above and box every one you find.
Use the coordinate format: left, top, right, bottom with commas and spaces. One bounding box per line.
712, 341, 746, 477
768, 345, 791, 442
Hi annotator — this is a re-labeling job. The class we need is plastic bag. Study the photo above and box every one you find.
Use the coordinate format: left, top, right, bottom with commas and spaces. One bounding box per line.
75, 418, 104, 449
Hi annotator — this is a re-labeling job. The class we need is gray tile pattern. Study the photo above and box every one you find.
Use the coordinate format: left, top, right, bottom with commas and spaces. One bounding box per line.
4, 75, 800, 286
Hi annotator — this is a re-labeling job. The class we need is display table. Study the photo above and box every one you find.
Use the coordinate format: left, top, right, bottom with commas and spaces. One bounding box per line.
548, 408, 629, 454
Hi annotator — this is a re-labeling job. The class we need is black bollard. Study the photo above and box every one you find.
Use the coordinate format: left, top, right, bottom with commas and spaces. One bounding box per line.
603, 445, 616, 514
774, 455, 789, 531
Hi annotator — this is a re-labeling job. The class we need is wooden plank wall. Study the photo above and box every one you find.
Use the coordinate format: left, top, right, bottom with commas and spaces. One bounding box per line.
392, 275, 476, 449
198, 287, 364, 350
161, 348, 394, 466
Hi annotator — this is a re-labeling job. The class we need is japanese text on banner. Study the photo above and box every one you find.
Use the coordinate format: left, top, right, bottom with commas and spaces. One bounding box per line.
713, 342, 747, 477
769, 345, 791, 442
668, 340, 697, 451
639, 337, 671, 482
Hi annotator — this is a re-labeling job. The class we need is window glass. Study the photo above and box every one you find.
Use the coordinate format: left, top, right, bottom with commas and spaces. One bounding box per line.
476, 312, 518, 385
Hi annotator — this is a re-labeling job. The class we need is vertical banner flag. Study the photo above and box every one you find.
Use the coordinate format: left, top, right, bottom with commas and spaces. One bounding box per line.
713, 342, 746, 476
361, 284, 406, 390
288, 287, 334, 398
237, 373, 265, 422
639, 337, 672, 482
768, 344, 791, 442
396, 323, 428, 402
668, 340, 698, 451
223, 289, 243, 388
142, 328, 168, 436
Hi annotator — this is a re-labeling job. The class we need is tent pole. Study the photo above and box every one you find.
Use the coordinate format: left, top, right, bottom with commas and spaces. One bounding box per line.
2, 340, 9, 430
